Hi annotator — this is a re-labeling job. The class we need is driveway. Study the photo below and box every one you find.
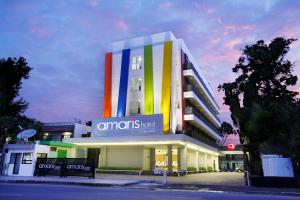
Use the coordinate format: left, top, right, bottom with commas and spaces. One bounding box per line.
97, 172, 245, 186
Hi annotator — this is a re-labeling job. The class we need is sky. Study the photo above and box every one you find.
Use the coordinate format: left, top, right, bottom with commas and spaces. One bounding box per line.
1, 0, 300, 129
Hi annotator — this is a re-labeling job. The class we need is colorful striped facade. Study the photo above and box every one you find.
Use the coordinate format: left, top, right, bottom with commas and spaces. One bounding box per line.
102, 32, 221, 144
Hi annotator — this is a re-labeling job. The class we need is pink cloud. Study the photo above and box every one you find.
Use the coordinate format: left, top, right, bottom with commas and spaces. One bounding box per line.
29, 24, 52, 37
193, 2, 214, 14
223, 134, 241, 146
114, 19, 129, 33
88, 0, 98, 7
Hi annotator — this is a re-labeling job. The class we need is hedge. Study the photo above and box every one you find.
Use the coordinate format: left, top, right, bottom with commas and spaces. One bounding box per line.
98, 166, 141, 170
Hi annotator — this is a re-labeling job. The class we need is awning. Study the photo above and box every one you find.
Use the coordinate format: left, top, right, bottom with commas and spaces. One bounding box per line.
40, 140, 75, 148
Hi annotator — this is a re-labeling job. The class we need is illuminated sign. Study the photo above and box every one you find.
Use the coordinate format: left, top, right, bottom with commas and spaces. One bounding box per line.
92, 114, 163, 137
227, 143, 235, 151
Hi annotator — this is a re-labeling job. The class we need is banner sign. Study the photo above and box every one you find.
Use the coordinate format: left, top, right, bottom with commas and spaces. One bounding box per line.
92, 114, 163, 137
35, 158, 95, 178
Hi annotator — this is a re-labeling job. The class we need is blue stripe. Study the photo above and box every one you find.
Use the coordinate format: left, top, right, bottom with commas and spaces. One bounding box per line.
117, 49, 130, 117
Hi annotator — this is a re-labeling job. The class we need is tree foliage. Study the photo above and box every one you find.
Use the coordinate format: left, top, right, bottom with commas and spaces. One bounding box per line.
0, 57, 41, 146
218, 37, 299, 160
219, 122, 234, 136
0, 57, 32, 116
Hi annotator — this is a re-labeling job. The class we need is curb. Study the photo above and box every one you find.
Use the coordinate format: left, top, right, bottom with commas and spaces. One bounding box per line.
153, 184, 300, 197
0, 179, 143, 187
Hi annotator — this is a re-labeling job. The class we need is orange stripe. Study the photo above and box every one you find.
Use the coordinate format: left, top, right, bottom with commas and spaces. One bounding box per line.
103, 52, 112, 118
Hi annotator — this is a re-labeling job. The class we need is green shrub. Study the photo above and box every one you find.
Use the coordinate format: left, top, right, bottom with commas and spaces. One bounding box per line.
207, 166, 214, 172
199, 167, 206, 171
187, 166, 197, 171
98, 166, 141, 170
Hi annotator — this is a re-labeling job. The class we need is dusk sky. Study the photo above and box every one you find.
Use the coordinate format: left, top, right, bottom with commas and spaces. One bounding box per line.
1, 0, 300, 125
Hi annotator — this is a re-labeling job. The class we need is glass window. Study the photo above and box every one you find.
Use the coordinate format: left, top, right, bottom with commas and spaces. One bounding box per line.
10, 153, 16, 164
22, 153, 32, 164
129, 101, 141, 114
50, 147, 57, 152
132, 56, 142, 70
131, 77, 142, 92
37, 153, 47, 158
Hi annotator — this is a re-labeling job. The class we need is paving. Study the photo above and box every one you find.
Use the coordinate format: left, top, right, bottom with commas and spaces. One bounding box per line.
97, 172, 244, 186
1, 172, 300, 196
0, 175, 144, 187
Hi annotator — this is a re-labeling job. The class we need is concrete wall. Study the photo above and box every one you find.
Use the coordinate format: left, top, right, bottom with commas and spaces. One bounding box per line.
3, 144, 50, 176
106, 146, 144, 168
73, 123, 91, 138
142, 148, 151, 171
76, 147, 87, 158
186, 149, 198, 169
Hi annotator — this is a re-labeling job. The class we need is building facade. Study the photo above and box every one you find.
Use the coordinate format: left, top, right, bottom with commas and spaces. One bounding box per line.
64, 32, 222, 173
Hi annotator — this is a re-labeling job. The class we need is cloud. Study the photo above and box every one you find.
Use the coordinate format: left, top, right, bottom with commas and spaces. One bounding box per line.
114, 19, 129, 33
1, 0, 300, 123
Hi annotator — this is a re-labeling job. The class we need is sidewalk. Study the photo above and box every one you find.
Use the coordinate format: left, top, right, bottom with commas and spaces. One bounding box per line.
0, 175, 149, 187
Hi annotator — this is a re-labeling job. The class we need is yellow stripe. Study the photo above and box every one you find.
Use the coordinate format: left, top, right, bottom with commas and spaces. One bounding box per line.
161, 41, 172, 134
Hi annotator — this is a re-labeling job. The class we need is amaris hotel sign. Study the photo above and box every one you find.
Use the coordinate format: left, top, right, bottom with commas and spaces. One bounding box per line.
92, 114, 163, 137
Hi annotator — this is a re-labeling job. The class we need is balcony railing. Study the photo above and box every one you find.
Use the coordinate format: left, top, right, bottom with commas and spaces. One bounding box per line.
185, 107, 221, 136
185, 84, 221, 124
183, 63, 220, 111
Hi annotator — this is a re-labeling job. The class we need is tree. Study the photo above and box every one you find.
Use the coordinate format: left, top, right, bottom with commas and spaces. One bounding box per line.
0, 57, 32, 116
218, 122, 236, 146
0, 57, 39, 147
218, 38, 299, 176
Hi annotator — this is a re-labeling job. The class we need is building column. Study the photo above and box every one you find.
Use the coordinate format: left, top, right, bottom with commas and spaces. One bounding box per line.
150, 148, 155, 171
196, 151, 199, 171
215, 155, 220, 172
167, 145, 173, 172
100, 146, 107, 167
179, 145, 187, 171
204, 153, 208, 171
142, 148, 151, 171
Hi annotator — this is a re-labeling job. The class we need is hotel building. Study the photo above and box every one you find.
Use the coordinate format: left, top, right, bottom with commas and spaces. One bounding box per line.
64, 32, 222, 173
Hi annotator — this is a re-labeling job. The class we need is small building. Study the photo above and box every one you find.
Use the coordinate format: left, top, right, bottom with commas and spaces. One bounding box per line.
219, 146, 244, 172
42, 121, 91, 141
2, 141, 75, 176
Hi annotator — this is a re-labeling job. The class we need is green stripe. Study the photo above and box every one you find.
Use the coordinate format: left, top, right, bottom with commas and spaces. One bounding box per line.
40, 140, 75, 148
144, 45, 154, 115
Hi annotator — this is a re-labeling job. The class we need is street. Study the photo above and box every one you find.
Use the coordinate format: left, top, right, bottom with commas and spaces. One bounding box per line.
0, 183, 298, 200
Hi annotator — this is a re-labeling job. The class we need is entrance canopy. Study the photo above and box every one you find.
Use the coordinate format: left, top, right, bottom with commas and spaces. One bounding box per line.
64, 134, 219, 156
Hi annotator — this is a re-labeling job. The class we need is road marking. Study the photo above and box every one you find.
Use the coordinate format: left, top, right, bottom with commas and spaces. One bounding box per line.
0, 194, 23, 196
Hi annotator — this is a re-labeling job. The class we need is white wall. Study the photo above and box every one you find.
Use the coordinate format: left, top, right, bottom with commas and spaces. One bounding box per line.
125, 47, 145, 115
261, 155, 294, 177
73, 123, 91, 138
152, 44, 164, 114
106, 146, 144, 168
4, 144, 50, 176
111, 53, 122, 117
186, 149, 198, 168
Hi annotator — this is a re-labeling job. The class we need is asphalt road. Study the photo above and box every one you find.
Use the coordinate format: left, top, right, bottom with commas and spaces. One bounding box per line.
0, 183, 298, 200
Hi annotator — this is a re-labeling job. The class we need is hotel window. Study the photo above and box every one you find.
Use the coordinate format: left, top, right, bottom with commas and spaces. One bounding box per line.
132, 56, 142, 70
22, 153, 33, 164
131, 77, 142, 92
129, 101, 141, 114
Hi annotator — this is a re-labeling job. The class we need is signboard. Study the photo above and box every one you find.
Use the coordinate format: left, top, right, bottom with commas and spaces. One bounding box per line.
92, 114, 163, 137
227, 143, 235, 151
35, 158, 95, 178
